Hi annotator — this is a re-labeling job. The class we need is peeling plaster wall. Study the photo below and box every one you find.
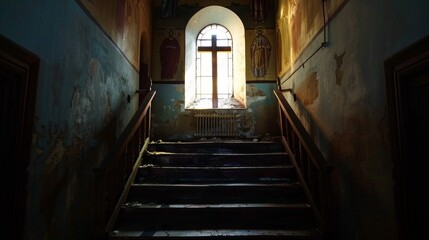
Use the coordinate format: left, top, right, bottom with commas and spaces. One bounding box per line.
277, 0, 429, 239
0, 0, 146, 239
244, 83, 279, 138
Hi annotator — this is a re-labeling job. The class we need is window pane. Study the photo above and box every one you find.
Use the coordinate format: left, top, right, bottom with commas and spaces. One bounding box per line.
197, 77, 212, 96
199, 39, 212, 46
195, 24, 233, 105
218, 52, 232, 98
200, 52, 212, 74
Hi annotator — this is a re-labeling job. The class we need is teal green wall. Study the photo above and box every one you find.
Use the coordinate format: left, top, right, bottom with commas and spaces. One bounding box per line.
1, 0, 140, 239
151, 83, 280, 141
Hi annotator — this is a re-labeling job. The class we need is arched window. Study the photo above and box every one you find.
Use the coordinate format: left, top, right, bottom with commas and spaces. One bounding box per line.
196, 24, 233, 108
185, 6, 246, 110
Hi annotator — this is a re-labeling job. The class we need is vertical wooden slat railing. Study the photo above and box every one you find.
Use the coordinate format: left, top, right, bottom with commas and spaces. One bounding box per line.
273, 89, 334, 237
92, 91, 156, 239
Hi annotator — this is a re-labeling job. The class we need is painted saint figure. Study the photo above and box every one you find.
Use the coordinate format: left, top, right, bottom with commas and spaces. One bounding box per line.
250, 27, 271, 77
160, 30, 180, 80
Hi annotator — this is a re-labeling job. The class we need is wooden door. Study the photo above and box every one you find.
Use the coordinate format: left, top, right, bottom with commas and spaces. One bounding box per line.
0, 34, 39, 239
385, 34, 429, 240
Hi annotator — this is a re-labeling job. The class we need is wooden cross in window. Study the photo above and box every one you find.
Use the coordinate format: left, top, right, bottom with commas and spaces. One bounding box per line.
198, 35, 231, 108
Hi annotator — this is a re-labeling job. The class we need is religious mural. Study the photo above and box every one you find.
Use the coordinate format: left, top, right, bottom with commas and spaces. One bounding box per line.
276, 0, 347, 78
159, 29, 180, 80
246, 27, 277, 81
250, 26, 272, 78
152, 29, 184, 81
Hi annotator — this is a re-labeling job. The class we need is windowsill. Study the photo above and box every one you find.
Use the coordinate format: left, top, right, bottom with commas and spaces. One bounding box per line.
186, 98, 246, 110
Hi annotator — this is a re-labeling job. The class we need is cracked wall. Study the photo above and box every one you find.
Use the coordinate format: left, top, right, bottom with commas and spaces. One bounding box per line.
0, 0, 152, 239
151, 83, 279, 141
277, 0, 429, 239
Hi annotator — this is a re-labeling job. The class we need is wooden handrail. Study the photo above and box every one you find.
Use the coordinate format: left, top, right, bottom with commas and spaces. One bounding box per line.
273, 89, 334, 236
274, 89, 333, 172
92, 90, 156, 238
94, 91, 156, 171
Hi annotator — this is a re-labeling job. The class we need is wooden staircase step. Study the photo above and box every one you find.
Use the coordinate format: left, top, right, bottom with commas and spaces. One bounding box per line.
107, 140, 322, 239
127, 182, 305, 204
137, 165, 296, 183
147, 141, 285, 154
109, 229, 323, 239
116, 203, 315, 230
144, 152, 290, 167
136, 177, 294, 184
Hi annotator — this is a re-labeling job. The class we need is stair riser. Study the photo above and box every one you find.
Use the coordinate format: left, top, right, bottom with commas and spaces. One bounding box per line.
139, 167, 296, 181
110, 231, 323, 240
110, 236, 321, 240
146, 154, 290, 167
147, 142, 285, 153
127, 185, 305, 204
118, 208, 314, 230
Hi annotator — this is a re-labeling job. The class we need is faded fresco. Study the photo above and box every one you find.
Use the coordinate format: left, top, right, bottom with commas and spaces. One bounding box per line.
246, 28, 277, 81
276, 0, 346, 78
77, 0, 149, 69
152, 29, 184, 81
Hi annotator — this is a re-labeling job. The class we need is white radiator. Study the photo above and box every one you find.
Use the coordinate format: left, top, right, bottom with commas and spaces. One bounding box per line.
195, 113, 239, 137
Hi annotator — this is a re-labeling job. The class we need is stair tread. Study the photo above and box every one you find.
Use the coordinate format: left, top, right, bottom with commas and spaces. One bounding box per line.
145, 150, 286, 154
146, 151, 288, 157
110, 229, 322, 238
146, 141, 285, 154
140, 165, 293, 169
131, 182, 300, 187
127, 182, 306, 204
123, 203, 311, 209
137, 178, 294, 184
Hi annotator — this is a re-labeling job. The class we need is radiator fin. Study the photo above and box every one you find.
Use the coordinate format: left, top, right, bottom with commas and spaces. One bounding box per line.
195, 113, 239, 137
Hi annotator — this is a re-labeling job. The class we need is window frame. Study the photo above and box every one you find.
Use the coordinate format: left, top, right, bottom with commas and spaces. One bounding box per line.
184, 5, 247, 110
195, 24, 233, 101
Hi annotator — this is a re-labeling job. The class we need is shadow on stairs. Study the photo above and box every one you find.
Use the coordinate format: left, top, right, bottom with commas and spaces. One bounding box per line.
107, 139, 323, 239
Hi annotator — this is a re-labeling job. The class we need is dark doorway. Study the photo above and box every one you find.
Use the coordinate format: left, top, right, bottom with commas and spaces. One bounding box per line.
384, 35, 429, 240
0, 34, 39, 239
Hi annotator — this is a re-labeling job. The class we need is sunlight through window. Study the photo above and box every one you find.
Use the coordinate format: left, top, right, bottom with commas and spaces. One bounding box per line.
196, 24, 233, 107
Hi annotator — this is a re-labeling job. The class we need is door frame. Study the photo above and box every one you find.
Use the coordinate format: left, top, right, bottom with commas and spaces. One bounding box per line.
0, 34, 39, 239
384, 34, 429, 240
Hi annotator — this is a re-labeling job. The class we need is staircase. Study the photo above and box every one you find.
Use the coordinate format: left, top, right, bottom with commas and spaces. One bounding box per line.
107, 140, 323, 239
